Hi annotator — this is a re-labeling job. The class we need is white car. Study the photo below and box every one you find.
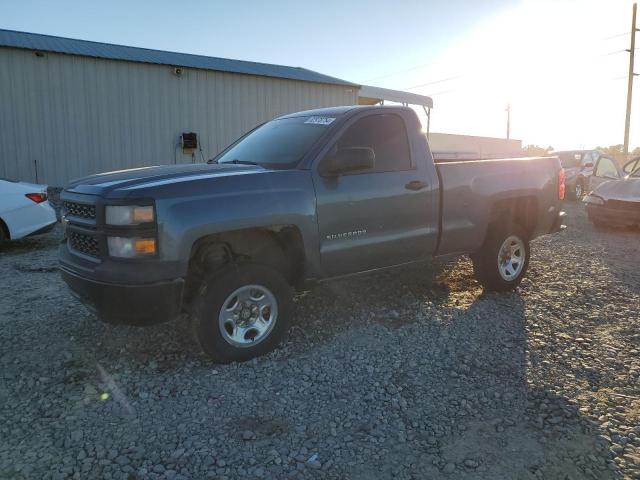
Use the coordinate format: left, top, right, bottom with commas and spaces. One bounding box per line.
0, 179, 57, 242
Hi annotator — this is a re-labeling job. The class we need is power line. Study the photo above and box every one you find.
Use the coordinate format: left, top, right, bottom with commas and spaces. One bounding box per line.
399, 47, 627, 93
601, 49, 627, 56
403, 75, 463, 91
361, 61, 439, 83
425, 88, 459, 97
601, 31, 630, 41
362, 29, 631, 84
601, 47, 640, 56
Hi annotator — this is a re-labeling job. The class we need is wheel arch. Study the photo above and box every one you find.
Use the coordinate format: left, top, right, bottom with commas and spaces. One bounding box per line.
486, 196, 539, 241
183, 225, 305, 307
0, 217, 10, 240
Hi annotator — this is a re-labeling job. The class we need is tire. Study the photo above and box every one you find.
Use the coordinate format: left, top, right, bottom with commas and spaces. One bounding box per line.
472, 224, 530, 292
192, 263, 293, 363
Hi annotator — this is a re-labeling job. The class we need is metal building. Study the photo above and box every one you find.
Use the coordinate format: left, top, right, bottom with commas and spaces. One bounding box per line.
429, 133, 523, 160
0, 30, 360, 186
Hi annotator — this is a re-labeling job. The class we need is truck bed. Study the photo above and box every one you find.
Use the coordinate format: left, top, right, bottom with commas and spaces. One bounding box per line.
435, 156, 562, 256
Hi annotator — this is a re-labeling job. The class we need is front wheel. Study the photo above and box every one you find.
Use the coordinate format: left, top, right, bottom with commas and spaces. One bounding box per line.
472, 224, 530, 291
192, 263, 293, 363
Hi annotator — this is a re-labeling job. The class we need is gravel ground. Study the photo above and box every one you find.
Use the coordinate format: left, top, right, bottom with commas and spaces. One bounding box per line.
1, 202, 639, 480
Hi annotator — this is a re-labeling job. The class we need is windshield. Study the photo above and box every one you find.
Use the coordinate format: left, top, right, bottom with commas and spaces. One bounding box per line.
216, 116, 336, 168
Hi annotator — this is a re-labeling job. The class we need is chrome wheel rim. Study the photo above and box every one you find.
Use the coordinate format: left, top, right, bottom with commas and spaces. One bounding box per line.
218, 285, 278, 347
497, 235, 526, 281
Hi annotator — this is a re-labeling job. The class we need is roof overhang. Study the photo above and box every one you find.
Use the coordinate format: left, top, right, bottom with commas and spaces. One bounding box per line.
0, 29, 358, 88
358, 85, 433, 109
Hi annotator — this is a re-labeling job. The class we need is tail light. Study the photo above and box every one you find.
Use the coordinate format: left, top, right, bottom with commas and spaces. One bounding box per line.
558, 168, 566, 200
25, 193, 48, 203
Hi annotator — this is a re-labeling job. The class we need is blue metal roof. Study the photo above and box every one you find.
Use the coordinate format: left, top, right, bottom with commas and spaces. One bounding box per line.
0, 29, 358, 88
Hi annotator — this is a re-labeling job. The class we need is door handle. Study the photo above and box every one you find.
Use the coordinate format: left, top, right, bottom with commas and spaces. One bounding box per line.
405, 180, 427, 191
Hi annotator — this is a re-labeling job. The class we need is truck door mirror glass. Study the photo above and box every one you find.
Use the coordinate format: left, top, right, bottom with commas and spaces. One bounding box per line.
324, 147, 375, 175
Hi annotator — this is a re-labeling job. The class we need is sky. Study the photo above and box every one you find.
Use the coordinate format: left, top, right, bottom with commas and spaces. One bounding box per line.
2, 0, 639, 150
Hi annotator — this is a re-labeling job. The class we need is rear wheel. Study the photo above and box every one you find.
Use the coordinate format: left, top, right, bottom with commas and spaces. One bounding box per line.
472, 224, 530, 291
192, 263, 293, 363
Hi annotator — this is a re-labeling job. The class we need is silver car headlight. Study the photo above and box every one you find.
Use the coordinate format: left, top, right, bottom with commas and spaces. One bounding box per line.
105, 205, 154, 225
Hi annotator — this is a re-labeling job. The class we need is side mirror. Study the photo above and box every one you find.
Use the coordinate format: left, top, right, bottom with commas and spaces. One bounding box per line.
583, 162, 594, 168
323, 147, 375, 176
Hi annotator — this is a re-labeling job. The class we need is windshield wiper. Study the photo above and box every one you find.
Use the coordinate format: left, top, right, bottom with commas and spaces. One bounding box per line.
222, 159, 261, 166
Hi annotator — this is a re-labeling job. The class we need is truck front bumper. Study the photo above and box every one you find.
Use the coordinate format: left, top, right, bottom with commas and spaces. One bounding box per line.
60, 267, 184, 326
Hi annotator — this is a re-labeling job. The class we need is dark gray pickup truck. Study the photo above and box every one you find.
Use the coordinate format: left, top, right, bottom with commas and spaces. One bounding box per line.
59, 106, 565, 362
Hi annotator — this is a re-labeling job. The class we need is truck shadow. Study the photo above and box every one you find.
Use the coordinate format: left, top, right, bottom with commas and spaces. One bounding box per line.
24, 246, 623, 478
286, 258, 622, 479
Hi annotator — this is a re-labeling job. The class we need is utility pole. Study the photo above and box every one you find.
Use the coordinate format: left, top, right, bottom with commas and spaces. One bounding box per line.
624, 2, 638, 157
505, 103, 511, 140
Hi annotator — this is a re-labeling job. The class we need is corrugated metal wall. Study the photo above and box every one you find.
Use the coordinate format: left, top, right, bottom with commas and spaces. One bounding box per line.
0, 47, 358, 186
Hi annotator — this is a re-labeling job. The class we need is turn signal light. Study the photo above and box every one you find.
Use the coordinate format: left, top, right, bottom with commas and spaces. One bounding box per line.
558, 168, 566, 200
107, 236, 157, 258
134, 238, 156, 255
25, 193, 47, 203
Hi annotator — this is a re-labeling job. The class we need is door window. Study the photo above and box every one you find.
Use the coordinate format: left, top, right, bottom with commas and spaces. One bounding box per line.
623, 158, 639, 174
332, 114, 411, 173
594, 157, 619, 178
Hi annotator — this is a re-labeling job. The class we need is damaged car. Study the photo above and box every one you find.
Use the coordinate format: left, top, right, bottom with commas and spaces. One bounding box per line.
583, 163, 640, 229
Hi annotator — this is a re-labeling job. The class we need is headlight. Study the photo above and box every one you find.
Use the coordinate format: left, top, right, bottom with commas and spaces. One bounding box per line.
106, 205, 154, 225
107, 237, 156, 258
583, 195, 605, 206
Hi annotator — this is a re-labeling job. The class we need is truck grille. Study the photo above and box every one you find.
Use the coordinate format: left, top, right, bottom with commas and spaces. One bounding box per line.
69, 231, 99, 258
64, 201, 96, 220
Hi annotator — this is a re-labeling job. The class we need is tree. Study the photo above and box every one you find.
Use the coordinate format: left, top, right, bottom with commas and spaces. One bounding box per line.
595, 144, 624, 157
524, 145, 554, 157
595, 144, 630, 165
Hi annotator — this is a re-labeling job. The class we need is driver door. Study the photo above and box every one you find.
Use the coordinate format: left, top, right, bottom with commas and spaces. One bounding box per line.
311, 111, 438, 277
590, 156, 621, 190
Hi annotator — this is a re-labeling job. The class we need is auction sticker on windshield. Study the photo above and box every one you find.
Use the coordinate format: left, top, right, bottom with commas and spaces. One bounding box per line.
304, 116, 336, 125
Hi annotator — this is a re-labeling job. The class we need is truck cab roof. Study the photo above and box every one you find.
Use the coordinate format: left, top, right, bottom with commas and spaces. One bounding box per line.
277, 105, 414, 120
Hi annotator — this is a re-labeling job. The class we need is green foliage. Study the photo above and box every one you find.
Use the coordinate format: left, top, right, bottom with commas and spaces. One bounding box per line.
595, 144, 624, 157
524, 145, 554, 157
594, 144, 639, 165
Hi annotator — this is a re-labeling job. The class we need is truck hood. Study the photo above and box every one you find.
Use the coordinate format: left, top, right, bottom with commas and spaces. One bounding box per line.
66, 163, 264, 196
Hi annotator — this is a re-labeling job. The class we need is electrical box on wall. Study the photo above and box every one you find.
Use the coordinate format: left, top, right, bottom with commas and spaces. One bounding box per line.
181, 132, 197, 154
